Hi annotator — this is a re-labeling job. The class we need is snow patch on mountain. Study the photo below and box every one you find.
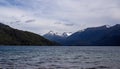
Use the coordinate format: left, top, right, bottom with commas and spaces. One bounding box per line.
45, 31, 72, 37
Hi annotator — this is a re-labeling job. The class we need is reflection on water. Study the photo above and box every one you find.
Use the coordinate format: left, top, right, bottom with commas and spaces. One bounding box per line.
0, 46, 120, 69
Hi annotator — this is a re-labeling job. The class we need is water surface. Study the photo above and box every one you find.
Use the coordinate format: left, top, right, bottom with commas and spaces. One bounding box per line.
0, 46, 120, 69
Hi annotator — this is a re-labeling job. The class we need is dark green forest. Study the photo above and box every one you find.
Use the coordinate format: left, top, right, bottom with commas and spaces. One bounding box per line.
0, 23, 56, 46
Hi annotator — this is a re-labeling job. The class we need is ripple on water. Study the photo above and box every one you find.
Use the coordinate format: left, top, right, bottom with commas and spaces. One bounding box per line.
84, 66, 109, 69
0, 46, 120, 69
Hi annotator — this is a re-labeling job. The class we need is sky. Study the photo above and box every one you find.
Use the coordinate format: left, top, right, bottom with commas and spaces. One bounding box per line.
0, 0, 120, 35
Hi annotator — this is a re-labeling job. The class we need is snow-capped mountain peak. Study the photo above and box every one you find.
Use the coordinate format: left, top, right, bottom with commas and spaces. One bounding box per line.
106, 25, 112, 28
62, 32, 72, 37
45, 31, 72, 37
47, 31, 56, 35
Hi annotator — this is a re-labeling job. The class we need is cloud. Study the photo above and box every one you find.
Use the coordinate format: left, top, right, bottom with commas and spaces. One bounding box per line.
0, 0, 120, 34
25, 19, 36, 23
64, 24, 74, 26
54, 21, 74, 26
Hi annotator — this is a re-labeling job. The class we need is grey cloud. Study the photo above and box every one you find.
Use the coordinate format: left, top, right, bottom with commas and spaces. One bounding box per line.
64, 24, 74, 26
54, 22, 61, 24
25, 19, 36, 23
0, 0, 120, 35
15, 20, 21, 23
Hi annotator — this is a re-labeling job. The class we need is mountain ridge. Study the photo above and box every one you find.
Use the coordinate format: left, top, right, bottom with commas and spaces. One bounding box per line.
43, 24, 120, 46
0, 23, 56, 46
43, 31, 71, 45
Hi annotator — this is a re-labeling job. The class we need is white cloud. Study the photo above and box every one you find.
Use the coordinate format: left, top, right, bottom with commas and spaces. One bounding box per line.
0, 0, 120, 35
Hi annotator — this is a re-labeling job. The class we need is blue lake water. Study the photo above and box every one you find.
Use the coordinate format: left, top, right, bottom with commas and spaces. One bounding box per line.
0, 46, 120, 69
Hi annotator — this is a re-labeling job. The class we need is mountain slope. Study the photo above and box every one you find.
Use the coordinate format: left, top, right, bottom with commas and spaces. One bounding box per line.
43, 31, 71, 45
96, 24, 120, 45
65, 25, 108, 45
65, 24, 120, 46
0, 23, 56, 46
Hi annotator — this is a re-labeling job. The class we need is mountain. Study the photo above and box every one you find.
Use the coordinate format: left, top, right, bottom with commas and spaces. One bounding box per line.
65, 24, 120, 46
95, 24, 120, 46
43, 31, 71, 45
0, 23, 56, 46
43, 24, 120, 46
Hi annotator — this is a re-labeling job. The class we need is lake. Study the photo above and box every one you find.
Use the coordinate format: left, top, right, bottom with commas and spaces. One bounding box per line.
0, 46, 120, 69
